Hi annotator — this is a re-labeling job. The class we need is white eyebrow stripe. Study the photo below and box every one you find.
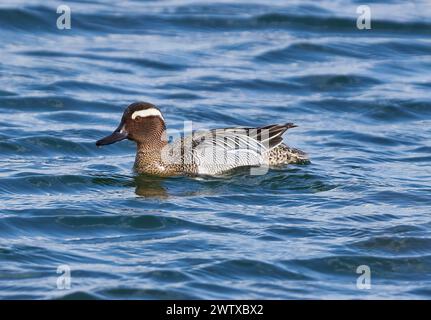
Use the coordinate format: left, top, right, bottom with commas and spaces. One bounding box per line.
131, 108, 164, 121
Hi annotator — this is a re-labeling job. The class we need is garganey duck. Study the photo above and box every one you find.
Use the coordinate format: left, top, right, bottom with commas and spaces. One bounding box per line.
96, 102, 308, 176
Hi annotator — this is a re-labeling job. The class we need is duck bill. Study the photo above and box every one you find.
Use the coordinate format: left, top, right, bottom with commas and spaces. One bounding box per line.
96, 126, 128, 146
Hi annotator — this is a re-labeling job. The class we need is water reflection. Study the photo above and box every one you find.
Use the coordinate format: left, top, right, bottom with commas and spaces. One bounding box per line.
134, 174, 168, 198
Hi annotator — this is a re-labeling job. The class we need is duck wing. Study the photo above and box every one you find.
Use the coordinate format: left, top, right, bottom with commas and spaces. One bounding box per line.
164, 123, 297, 175
218, 123, 297, 150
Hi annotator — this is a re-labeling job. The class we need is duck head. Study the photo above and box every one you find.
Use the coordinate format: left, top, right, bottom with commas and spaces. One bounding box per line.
96, 102, 167, 148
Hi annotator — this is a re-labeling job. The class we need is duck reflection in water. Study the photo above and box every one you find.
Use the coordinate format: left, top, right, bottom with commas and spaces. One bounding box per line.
134, 175, 168, 198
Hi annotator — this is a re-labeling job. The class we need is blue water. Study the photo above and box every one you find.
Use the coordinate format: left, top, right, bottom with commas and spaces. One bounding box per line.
1, 0, 431, 299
